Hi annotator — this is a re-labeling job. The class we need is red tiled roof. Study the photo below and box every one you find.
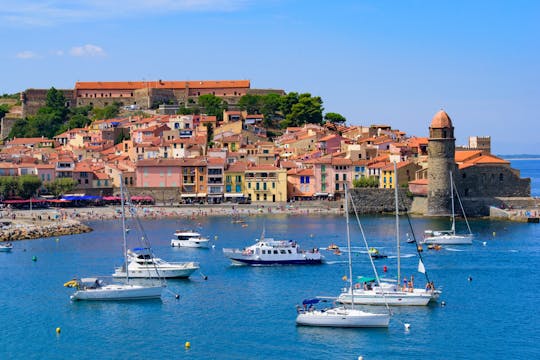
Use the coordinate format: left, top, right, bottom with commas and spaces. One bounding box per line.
76, 80, 250, 90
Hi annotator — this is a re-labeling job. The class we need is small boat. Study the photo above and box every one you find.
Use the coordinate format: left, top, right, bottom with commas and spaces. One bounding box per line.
0, 243, 13, 252
295, 186, 390, 328
295, 298, 389, 328
223, 231, 323, 266
66, 277, 162, 301
113, 248, 199, 279
427, 244, 442, 251
68, 176, 164, 301
368, 247, 387, 259
171, 230, 210, 248
327, 243, 339, 250
422, 172, 473, 245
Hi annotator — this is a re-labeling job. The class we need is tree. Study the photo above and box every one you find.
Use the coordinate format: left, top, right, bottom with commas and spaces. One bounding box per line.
324, 112, 346, 125
45, 178, 76, 197
198, 94, 227, 121
353, 177, 379, 188
238, 94, 262, 114
280, 92, 299, 116
285, 93, 323, 127
205, 123, 214, 147
261, 93, 282, 126
0, 176, 20, 199
18, 175, 42, 199
0, 104, 9, 119
92, 103, 120, 120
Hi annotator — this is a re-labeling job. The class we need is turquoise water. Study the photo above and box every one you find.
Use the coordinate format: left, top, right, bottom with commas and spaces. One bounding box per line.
1, 213, 539, 359
1, 159, 538, 359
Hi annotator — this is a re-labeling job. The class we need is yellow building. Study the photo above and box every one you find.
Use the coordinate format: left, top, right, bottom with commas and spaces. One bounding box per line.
244, 165, 287, 202
224, 161, 248, 201
380, 161, 421, 189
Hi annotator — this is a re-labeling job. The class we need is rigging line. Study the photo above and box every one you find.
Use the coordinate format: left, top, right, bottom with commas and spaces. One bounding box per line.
398, 190, 431, 284
452, 174, 473, 235
348, 192, 393, 316
124, 186, 166, 286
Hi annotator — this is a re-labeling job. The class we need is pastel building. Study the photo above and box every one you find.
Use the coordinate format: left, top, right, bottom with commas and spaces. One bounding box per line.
244, 165, 287, 202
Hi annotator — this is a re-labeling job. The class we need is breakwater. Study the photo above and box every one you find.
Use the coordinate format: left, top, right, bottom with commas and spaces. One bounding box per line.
0, 219, 92, 241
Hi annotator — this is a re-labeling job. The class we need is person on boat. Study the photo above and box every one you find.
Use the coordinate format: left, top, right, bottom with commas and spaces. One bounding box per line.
403, 277, 408, 291
410, 275, 415, 288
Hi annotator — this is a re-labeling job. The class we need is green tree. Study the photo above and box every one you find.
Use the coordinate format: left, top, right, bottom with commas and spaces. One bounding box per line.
0, 104, 9, 119
353, 176, 379, 188
285, 93, 323, 127
324, 112, 346, 125
261, 93, 282, 126
18, 175, 42, 198
205, 123, 214, 147
280, 92, 299, 116
238, 94, 262, 114
0, 176, 20, 199
198, 94, 227, 121
92, 103, 120, 120
45, 178, 76, 197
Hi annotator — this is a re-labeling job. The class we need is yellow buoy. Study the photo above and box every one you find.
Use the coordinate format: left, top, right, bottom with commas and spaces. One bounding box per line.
56, 327, 61, 334
184, 341, 191, 349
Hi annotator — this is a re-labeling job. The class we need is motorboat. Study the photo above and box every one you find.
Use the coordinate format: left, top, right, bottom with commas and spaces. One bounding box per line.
422, 171, 473, 245
295, 299, 389, 328
0, 242, 13, 252
67, 175, 164, 301
113, 248, 200, 278
223, 233, 323, 266
171, 230, 210, 248
67, 278, 162, 301
368, 247, 387, 259
295, 186, 390, 327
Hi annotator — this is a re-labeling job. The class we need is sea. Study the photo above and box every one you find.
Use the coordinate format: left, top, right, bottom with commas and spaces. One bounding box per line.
1, 159, 539, 360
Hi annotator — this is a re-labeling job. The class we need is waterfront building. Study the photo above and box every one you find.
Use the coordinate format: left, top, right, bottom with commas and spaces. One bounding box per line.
244, 165, 287, 202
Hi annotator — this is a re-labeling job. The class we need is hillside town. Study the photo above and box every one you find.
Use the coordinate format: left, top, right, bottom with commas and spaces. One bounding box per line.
0, 80, 530, 216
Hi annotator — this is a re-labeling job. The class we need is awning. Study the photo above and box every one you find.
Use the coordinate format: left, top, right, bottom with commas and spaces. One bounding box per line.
207, 194, 223, 198
196, 193, 207, 197
314, 192, 329, 196
224, 193, 245, 198
181, 193, 197, 198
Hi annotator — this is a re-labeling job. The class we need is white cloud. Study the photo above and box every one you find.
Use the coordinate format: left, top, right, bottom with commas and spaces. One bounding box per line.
0, 0, 250, 27
16, 50, 38, 59
69, 44, 106, 57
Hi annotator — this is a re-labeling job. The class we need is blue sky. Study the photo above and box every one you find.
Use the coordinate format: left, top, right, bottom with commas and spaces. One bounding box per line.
2, 0, 539, 154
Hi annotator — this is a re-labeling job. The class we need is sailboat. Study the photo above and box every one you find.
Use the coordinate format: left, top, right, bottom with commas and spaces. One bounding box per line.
337, 162, 440, 306
423, 171, 473, 245
295, 186, 390, 327
67, 176, 164, 301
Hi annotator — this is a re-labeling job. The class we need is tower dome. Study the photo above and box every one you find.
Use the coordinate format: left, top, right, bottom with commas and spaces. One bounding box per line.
430, 110, 453, 128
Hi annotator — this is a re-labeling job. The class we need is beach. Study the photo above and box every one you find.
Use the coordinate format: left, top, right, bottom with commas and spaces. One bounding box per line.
0, 201, 343, 241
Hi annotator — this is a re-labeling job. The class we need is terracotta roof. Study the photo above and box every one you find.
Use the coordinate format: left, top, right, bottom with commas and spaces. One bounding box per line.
409, 179, 428, 185
226, 161, 249, 172
75, 80, 250, 90
458, 154, 510, 169
455, 150, 482, 163
430, 110, 453, 128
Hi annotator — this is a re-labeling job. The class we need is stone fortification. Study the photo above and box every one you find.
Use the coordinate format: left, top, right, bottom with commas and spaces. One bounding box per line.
349, 188, 412, 214
21, 89, 75, 117
427, 110, 456, 216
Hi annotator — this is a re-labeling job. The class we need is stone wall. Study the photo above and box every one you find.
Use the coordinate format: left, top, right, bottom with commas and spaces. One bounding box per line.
456, 166, 530, 198
1, 116, 19, 139
22, 89, 75, 117
348, 188, 412, 214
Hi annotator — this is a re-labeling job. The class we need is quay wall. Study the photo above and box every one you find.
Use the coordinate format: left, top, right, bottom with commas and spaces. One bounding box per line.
348, 188, 412, 214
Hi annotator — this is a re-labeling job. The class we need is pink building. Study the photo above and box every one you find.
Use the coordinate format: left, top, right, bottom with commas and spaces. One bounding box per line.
287, 168, 315, 200
135, 159, 183, 187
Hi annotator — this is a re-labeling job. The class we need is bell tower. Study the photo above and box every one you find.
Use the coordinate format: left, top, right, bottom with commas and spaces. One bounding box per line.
427, 110, 457, 215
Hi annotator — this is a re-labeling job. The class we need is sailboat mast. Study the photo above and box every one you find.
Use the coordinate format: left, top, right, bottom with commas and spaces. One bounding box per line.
120, 175, 129, 282
344, 185, 354, 308
394, 162, 400, 286
450, 171, 456, 235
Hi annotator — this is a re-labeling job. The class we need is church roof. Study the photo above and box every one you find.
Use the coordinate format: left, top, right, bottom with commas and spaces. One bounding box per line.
430, 110, 453, 128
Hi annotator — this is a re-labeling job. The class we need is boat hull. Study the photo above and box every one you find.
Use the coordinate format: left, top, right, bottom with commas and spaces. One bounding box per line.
113, 265, 198, 279
171, 239, 210, 248
423, 234, 473, 245
337, 290, 432, 306
0, 246, 13, 252
71, 284, 163, 301
225, 255, 323, 266
296, 308, 389, 328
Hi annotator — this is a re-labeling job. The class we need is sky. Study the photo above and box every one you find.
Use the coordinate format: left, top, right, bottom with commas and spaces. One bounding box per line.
1, 0, 539, 154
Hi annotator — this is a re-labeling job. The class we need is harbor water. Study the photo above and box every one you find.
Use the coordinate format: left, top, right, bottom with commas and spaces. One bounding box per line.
0, 159, 538, 359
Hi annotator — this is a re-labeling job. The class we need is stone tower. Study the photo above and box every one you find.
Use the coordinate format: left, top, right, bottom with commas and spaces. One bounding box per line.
427, 110, 457, 215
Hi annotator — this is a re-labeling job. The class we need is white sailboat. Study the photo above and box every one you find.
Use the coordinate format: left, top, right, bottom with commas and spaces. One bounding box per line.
337, 162, 440, 306
295, 186, 390, 328
67, 176, 164, 301
423, 171, 473, 245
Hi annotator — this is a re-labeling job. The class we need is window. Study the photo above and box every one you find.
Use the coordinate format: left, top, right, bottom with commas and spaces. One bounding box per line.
321, 165, 326, 172
272, 182, 275, 189
273, 250, 278, 254
335, 174, 339, 181
499, 173, 504, 181
263, 183, 267, 190
342, 174, 346, 181
280, 250, 286, 254
248, 183, 251, 189
335, 184, 339, 191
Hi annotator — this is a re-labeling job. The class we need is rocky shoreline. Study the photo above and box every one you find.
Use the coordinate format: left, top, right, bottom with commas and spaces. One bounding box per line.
0, 219, 92, 242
